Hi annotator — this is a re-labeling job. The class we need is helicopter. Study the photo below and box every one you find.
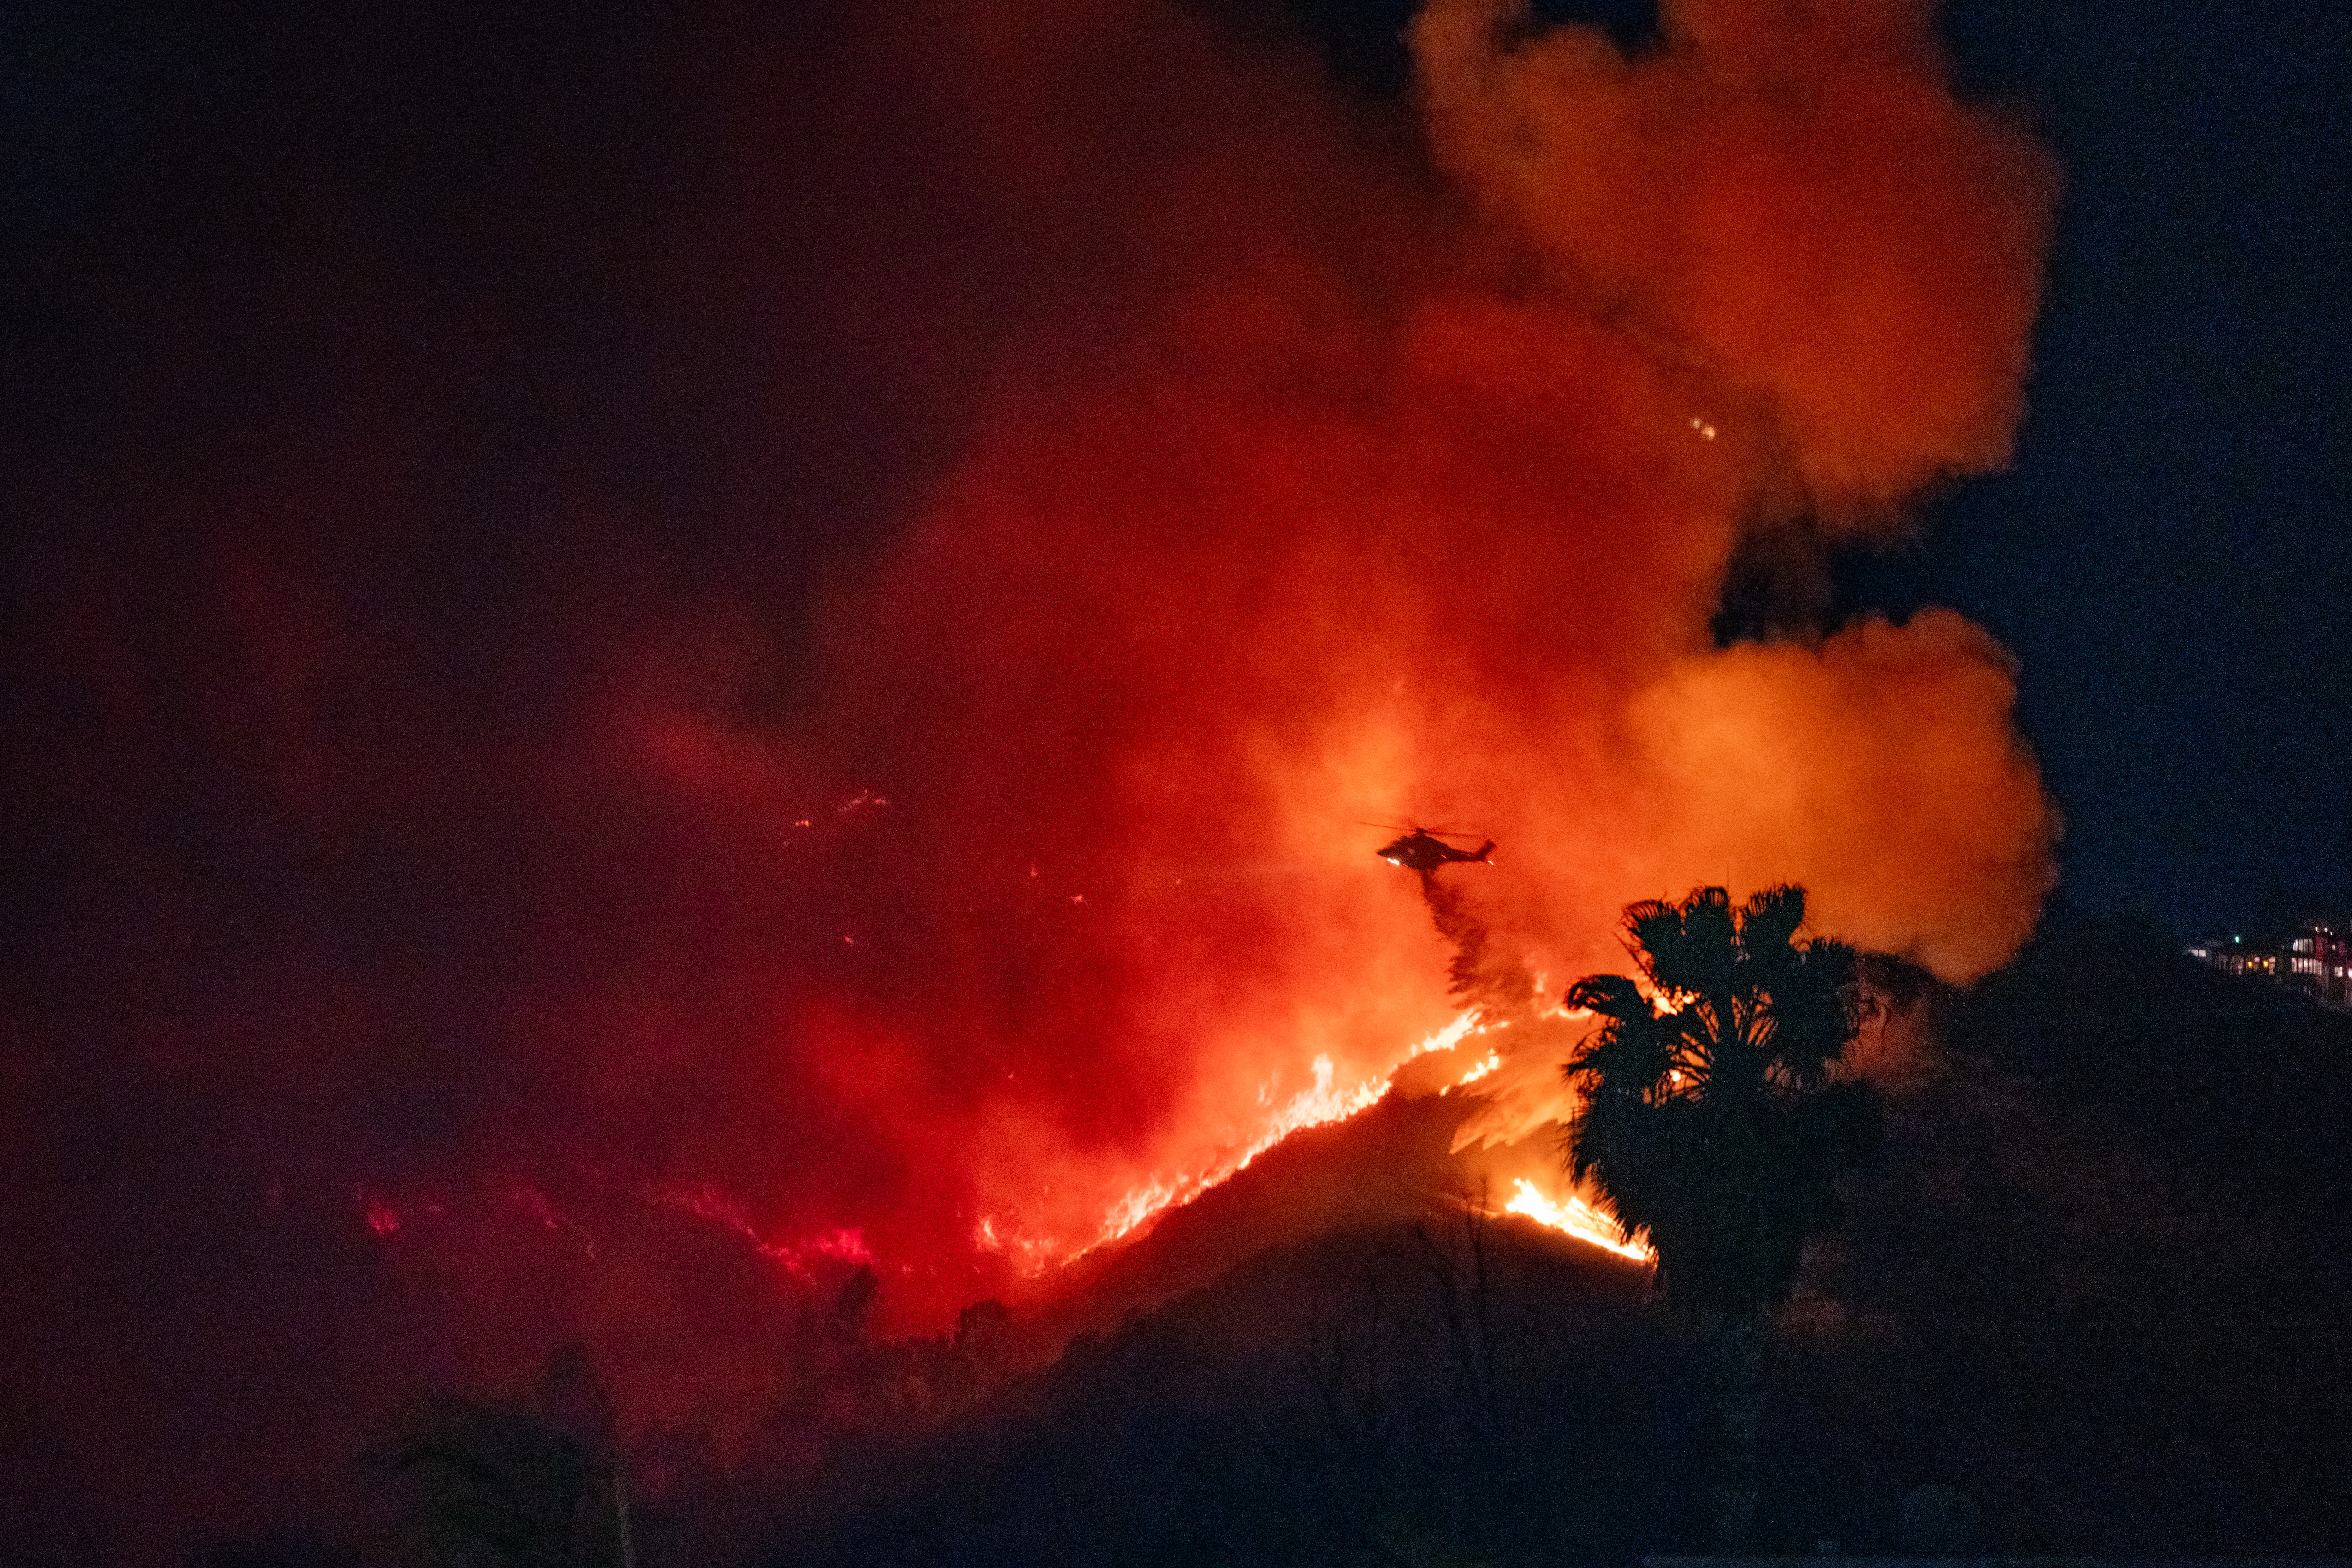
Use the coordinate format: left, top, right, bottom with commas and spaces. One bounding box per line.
1373, 826, 1496, 872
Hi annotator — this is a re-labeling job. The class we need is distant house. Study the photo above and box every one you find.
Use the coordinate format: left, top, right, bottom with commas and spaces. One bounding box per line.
2186, 919, 2352, 1011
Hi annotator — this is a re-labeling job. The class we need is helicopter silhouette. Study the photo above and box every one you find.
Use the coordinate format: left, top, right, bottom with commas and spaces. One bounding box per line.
1370, 825, 1495, 872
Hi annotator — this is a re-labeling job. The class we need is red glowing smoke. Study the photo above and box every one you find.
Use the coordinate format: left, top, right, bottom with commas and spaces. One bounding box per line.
601, 0, 2061, 1319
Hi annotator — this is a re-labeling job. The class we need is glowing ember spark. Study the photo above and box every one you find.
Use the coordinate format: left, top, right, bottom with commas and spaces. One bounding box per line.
1500, 1177, 1653, 1264
361, 1192, 401, 1237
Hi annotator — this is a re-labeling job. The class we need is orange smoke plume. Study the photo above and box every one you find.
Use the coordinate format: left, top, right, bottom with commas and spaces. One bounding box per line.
1414, 0, 2060, 514
590, 0, 2064, 1324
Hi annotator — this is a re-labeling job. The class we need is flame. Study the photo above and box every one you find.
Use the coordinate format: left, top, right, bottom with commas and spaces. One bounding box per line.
979, 1015, 1485, 1270
1449, 1050, 1502, 1089
1500, 1177, 1654, 1265
656, 1183, 873, 1283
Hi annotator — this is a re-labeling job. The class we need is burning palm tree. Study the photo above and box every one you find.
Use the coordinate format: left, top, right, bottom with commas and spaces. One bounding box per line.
1561, 885, 1879, 1550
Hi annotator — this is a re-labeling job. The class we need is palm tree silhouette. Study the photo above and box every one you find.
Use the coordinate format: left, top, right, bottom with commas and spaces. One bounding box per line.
1562, 885, 1879, 1551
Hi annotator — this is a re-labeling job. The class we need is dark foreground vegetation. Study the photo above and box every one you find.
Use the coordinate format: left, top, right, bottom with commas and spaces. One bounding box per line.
213, 904, 2352, 1567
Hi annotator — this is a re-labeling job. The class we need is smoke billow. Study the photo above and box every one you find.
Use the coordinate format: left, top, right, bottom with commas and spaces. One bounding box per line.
729, 0, 2061, 1290
1414, 0, 2060, 515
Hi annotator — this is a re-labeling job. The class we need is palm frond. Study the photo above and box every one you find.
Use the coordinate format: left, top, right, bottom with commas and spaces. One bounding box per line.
1559, 885, 1879, 1324
1736, 885, 1806, 961
1563, 972, 1650, 1024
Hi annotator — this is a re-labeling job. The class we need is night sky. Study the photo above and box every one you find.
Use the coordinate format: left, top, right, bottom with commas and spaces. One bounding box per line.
2, 0, 2348, 1560
1849, 0, 2352, 937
